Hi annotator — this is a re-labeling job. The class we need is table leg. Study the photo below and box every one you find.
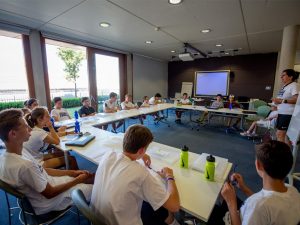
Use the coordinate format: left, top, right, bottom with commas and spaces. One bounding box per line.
64, 150, 70, 170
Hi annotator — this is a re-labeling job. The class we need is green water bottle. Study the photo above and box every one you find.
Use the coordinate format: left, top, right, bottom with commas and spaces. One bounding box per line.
204, 155, 215, 181
180, 145, 189, 168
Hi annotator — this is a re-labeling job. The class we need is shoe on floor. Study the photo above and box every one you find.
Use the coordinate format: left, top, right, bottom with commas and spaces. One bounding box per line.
240, 131, 250, 136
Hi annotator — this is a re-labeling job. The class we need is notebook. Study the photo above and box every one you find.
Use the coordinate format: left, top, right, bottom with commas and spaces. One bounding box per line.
65, 134, 95, 147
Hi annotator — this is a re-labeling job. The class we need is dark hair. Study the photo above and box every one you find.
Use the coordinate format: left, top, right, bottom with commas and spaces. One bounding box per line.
53, 97, 62, 104
183, 93, 188, 96
0, 109, 23, 142
109, 92, 117, 99
24, 107, 48, 128
217, 94, 222, 98
154, 93, 162, 98
255, 140, 293, 180
81, 97, 89, 103
123, 125, 153, 154
282, 69, 299, 82
21, 108, 31, 116
27, 98, 38, 107
23, 100, 28, 107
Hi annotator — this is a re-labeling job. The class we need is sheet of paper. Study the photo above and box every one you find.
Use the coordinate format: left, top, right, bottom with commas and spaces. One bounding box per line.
147, 145, 180, 165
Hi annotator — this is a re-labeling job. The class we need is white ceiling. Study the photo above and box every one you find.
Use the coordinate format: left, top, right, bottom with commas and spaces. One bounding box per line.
0, 0, 299, 61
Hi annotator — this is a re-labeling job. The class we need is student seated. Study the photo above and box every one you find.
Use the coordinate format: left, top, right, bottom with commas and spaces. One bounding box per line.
209, 140, 300, 225
240, 106, 278, 137
224, 94, 242, 128
91, 125, 180, 225
197, 94, 224, 124
149, 93, 162, 105
121, 94, 144, 124
51, 97, 71, 121
0, 109, 93, 216
78, 97, 96, 117
24, 98, 39, 111
141, 96, 150, 107
103, 92, 124, 133
23, 107, 78, 169
175, 93, 191, 123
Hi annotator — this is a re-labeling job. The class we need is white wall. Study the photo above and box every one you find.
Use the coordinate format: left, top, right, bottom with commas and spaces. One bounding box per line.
132, 54, 168, 101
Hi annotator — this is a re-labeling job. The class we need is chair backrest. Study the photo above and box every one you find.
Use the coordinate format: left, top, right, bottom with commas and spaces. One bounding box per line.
257, 105, 271, 118
253, 100, 267, 109
0, 179, 39, 224
72, 189, 106, 225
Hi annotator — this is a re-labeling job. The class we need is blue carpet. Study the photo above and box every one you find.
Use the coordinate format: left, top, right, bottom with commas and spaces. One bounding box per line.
1, 110, 299, 224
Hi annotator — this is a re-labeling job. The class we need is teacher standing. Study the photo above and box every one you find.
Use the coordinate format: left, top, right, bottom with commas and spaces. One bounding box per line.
272, 69, 299, 143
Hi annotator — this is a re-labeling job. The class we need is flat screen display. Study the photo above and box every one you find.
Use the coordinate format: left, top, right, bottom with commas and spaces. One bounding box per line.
194, 71, 229, 96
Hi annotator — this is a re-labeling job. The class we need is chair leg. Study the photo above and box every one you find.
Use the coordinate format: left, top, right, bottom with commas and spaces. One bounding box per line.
4, 192, 12, 225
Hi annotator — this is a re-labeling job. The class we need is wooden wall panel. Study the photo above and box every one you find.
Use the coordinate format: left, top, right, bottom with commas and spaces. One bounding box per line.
168, 53, 278, 100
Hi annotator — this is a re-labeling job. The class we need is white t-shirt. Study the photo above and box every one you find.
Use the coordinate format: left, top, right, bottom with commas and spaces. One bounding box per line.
91, 152, 170, 225
23, 126, 49, 162
239, 185, 300, 225
103, 99, 117, 111
149, 97, 161, 105
180, 98, 191, 104
51, 108, 71, 121
277, 82, 299, 115
121, 101, 135, 110
0, 150, 92, 215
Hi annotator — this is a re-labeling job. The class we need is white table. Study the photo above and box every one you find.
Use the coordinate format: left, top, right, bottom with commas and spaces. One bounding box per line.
55, 103, 174, 128
57, 126, 232, 222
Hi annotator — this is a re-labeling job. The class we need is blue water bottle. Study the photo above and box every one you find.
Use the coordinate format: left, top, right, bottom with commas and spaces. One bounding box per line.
50, 117, 55, 127
74, 111, 80, 133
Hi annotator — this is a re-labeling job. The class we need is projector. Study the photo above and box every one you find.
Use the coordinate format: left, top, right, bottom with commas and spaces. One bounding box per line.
178, 53, 194, 61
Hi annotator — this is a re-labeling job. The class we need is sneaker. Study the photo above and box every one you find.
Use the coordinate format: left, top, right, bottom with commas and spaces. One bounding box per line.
240, 132, 249, 136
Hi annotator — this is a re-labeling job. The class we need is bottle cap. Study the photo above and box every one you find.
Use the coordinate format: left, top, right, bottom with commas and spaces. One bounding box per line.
206, 154, 215, 162
182, 145, 189, 151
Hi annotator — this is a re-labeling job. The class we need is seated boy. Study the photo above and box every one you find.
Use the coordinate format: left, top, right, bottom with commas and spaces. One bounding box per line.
91, 124, 180, 225
213, 140, 300, 225
51, 97, 71, 121
121, 94, 144, 124
175, 93, 191, 123
197, 94, 224, 124
78, 97, 96, 117
0, 109, 93, 215
240, 106, 278, 137
149, 93, 162, 105
103, 92, 124, 133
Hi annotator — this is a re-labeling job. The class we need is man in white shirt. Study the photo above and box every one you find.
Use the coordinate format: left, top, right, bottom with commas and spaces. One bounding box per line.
0, 109, 94, 215
102, 92, 124, 133
91, 125, 180, 225
51, 97, 71, 121
121, 94, 144, 124
149, 93, 162, 105
214, 140, 300, 225
175, 93, 191, 123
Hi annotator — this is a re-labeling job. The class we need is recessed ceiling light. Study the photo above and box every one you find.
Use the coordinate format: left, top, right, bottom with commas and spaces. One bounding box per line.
216, 44, 223, 47
99, 22, 111, 28
145, 41, 153, 44
171, 50, 176, 53
168, 0, 182, 5
201, 29, 211, 33
225, 52, 229, 55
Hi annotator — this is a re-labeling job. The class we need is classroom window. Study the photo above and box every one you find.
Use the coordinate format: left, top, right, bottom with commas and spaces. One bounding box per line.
45, 39, 89, 100
95, 54, 120, 110
0, 30, 29, 103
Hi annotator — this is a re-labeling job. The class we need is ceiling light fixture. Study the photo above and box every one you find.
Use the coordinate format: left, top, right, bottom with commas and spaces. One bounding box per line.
201, 29, 211, 33
168, 0, 182, 5
216, 44, 223, 47
99, 22, 111, 28
145, 41, 153, 44
171, 50, 176, 53
225, 52, 229, 55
